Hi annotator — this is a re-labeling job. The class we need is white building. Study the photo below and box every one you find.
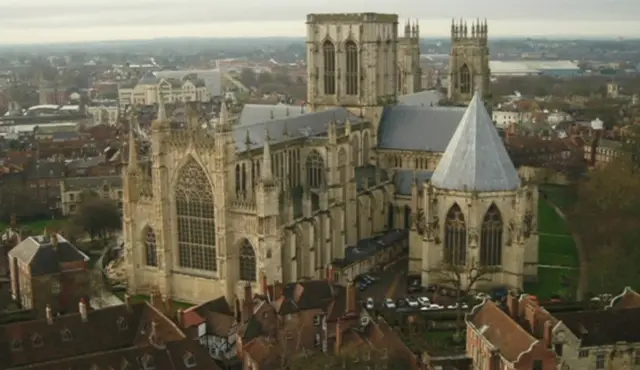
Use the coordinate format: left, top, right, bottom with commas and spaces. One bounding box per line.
118, 72, 210, 107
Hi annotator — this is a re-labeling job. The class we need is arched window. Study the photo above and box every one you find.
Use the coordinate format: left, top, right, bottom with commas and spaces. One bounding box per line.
288, 149, 301, 188
362, 131, 370, 165
351, 136, 360, 167
145, 227, 158, 267
345, 40, 358, 95
459, 64, 471, 94
338, 148, 347, 184
239, 239, 257, 281
323, 40, 336, 95
444, 204, 467, 266
241, 163, 247, 193
235, 164, 241, 196
175, 157, 217, 271
293, 227, 304, 279
305, 150, 325, 188
480, 204, 503, 266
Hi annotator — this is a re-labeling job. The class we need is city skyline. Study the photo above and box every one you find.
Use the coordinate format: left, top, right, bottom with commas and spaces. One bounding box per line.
1, 0, 639, 44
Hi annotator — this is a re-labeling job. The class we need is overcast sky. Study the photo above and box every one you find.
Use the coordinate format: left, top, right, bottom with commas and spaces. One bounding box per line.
1, 0, 639, 44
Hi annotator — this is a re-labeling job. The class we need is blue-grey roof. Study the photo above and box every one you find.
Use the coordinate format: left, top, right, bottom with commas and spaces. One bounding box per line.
377, 105, 466, 151
155, 69, 222, 96
332, 229, 408, 267
233, 107, 362, 152
394, 170, 433, 195
431, 92, 521, 192
397, 90, 443, 107
237, 104, 307, 127
8, 234, 89, 276
138, 72, 160, 85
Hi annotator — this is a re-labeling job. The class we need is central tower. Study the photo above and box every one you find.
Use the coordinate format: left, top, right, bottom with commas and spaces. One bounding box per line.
306, 13, 399, 112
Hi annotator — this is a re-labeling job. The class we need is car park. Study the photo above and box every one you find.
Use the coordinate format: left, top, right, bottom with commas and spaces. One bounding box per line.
383, 298, 396, 309
358, 281, 368, 291
421, 303, 444, 311
447, 302, 469, 310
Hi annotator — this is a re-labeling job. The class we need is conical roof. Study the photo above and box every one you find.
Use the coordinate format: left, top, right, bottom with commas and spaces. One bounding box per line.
431, 91, 520, 192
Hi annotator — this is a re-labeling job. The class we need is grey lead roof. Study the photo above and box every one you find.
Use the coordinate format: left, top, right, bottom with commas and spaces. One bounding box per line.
394, 170, 434, 195
377, 105, 466, 152
233, 106, 362, 152
237, 104, 307, 127
397, 90, 443, 107
430, 92, 521, 192
8, 234, 89, 276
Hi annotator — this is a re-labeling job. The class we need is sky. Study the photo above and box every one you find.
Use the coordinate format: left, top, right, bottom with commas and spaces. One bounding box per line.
1, 0, 639, 44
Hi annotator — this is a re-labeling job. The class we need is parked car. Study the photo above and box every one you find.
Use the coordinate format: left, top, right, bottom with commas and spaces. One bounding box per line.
421, 303, 444, 311
358, 281, 368, 291
365, 297, 375, 310
417, 296, 430, 306
405, 296, 420, 308
447, 302, 469, 310
383, 298, 396, 309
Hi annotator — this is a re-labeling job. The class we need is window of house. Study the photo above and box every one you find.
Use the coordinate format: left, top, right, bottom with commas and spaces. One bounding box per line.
595, 353, 605, 369
117, 316, 128, 331
183, 352, 197, 368
635, 350, 640, 365
11, 339, 22, 351
314, 333, 320, 347
51, 281, 61, 294
32, 333, 43, 347
313, 315, 322, 327
554, 343, 563, 356
578, 350, 589, 358
529, 359, 542, 370
61, 328, 72, 342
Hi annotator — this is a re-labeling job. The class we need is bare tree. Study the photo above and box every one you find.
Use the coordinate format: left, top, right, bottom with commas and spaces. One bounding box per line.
432, 260, 499, 340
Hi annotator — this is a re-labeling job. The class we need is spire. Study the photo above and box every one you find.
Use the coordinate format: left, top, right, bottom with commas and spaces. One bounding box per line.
261, 129, 273, 184
431, 91, 520, 192
244, 129, 252, 151
157, 93, 166, 121
218, 101, 230, 131
451, 18, 456, 38
405, 20, 411, 37
127, 113, 138, 170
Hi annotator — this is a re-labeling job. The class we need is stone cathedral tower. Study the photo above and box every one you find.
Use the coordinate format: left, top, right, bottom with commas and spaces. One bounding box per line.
447, 19, 491, 105
398, 20, 422, 95
306, 13, 400, 112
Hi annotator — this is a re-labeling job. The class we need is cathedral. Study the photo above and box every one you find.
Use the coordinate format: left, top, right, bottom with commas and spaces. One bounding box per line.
122, 13, 538, 305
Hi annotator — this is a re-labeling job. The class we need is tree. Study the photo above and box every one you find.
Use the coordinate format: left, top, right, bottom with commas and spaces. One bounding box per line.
73, 196, 121, 242
239, 68, 256, 87
432, 261, 499, 339
568, 154, 640, 294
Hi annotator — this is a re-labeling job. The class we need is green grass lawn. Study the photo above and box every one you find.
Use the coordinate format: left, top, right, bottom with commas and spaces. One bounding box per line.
527, 185, 580, 298
113, 292, 194, 310
0, 218, 59, 233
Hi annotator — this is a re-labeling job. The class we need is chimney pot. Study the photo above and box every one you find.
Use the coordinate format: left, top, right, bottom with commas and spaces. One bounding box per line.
543, 320, 554, 348
45, 304, 53, 325
79, 298, 88, 322
507, 290, 519, 318
176, 308, 184, 327
124, 293, 132, 311
242, 283, 254, 322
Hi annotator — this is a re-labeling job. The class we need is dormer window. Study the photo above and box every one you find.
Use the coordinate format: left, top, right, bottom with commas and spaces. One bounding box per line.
61, 328, 72, 342
139, 354, 155, 370
183, 352, 197, 368
11, 339, 22, 351
117, 316, 128, 331
32, 333, 43, 347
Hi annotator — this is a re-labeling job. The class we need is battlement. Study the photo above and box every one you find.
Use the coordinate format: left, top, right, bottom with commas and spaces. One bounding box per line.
307, 13, 398, 24
451, 18, 488, 43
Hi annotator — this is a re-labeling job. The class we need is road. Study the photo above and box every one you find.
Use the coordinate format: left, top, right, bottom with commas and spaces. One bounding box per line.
357, 255, 409, 305
222, 73, 248, 92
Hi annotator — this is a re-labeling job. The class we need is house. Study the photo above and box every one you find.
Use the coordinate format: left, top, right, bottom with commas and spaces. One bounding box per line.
0, 297, 221, 370
236, 280, 418, 370
60, 176, 123, 215
7, 231, 91, 316
178, 296, 239, 363
466, 299, 558, 369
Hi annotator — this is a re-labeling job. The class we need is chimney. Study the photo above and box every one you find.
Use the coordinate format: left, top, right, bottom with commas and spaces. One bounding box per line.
50, 231, 58, 249
273, 281, 284, 300
506, 291, 519, 318
176, 308, 184, 327
346, 282, 357, 313
79, 298, 88, 322
261, 271, 268, 296
242, 283, 254, 322
543, 320, 554, 348
150, 289, 162, 310
124, 293, 132, 311
45, 304, 53, 325
334, 318, 342, 354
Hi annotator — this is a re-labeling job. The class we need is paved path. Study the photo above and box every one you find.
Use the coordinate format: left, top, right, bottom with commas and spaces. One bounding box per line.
90, 238, 123, 309
538, 265, 578, 270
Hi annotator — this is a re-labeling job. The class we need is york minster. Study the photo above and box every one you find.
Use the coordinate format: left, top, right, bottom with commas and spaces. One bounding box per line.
122, 13, 538, 304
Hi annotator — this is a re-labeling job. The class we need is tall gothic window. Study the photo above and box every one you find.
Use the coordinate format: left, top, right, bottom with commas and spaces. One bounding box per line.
444, 204, 467, 266
338, 148, 347, 184
459, 64, 471, 94
362, 131, 370, 165
345, 40, 358, 95
305, 150, 325, 188
351, 135, 360, 167
294, 227, 304, 279
145, 227, 158, 267
235, 164, 241, 196
480, 204, 503, 266
323, 40, 336, 95
175, 157, 217, 272
239, 239, 257, 281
